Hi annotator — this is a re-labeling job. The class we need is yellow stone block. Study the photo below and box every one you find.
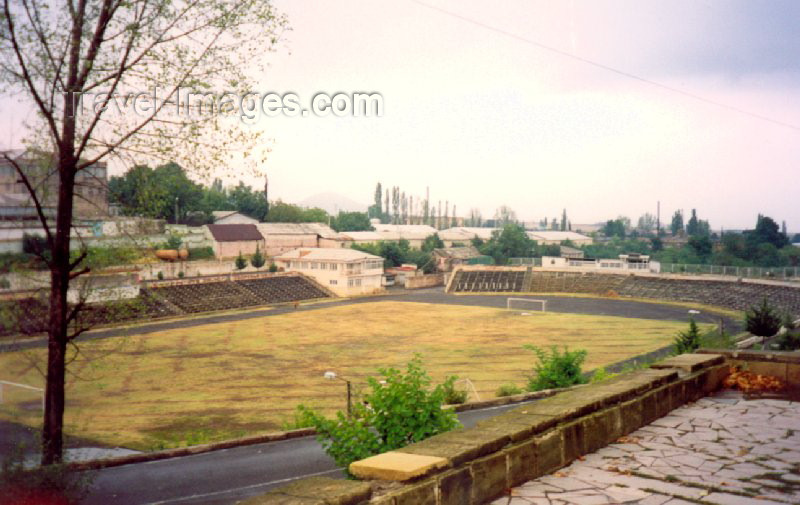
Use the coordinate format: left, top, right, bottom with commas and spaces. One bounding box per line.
349, 451, 448, 481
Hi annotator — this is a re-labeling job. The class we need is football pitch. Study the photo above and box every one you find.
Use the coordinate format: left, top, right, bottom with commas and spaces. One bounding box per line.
0, 301, 697, 450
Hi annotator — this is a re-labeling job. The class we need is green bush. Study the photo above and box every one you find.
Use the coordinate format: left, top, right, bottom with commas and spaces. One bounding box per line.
164, 233, 183, 250
673, 318, 702, 354
776, 329, 800, 351
268, 263, 278, 273
0, 277, 9, 289
589, 367, 617, 383
177, 271, 185, 278
441, 377, 468, 404
524, 345, 588, 392
495, 383, 523, 397
250, 246, 266, 269
157, 271, 164, 280
280, 405, 317, 431
187, 247, 215, 261
0, 445, 92, 505
744, 297, 782, 337
301, 356, 460, 470
235, 252, 247, 270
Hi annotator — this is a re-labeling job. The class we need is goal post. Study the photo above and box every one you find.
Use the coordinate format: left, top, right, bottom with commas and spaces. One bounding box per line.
506, 298, 547, 312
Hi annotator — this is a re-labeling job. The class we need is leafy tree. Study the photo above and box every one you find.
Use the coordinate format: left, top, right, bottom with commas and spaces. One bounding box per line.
746, 214, 789, 250
560, 209, 568, 231
494, 205, 517, 226
687, 234, 712, 259
235, 253, 247, 271
651, 237, 663, 252
300, 356, 460, 469
368, 182, 383, 221
602, 219, 626, 239
524, 345, 588, 391
744, 298, 782, 337
673, 319, 701, 354
0, 0, 286, 465
421, 233, 445, 252
331, 211, 373, 232
250, 247, 265, 269
670, 211, 684, 236
480, 224, 535, 265
265, 201, 329, 223
229, 181, 269, 221
686, 209, 699, 236
637, 213, 657, 234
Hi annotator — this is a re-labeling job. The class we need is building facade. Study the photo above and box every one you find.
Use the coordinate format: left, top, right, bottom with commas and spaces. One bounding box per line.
273, 247, 384, 296
0, 150, 108, 220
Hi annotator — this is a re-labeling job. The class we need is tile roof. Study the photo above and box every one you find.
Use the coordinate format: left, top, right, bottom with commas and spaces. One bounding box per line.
206, 224, 264, 242
274, 247, 382, 262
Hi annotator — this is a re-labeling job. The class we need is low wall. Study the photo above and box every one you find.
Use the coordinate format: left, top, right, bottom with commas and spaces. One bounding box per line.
405, 274, 444, 289
252, 353, 736, 504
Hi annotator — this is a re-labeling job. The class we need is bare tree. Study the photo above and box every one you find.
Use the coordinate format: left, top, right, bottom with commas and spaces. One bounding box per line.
0, 0, 286, 464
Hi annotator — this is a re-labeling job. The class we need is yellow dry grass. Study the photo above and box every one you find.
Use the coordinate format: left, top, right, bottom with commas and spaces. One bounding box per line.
0, 301, 696, 450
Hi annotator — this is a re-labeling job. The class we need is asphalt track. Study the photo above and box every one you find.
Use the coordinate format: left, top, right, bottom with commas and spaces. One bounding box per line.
1, 288, 741, 504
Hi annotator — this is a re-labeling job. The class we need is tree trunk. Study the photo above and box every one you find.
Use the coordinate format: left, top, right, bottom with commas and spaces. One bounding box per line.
41, 152, 77, 466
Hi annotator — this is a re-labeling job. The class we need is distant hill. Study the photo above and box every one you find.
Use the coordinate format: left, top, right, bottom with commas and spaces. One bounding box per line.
298, 192, 368, 215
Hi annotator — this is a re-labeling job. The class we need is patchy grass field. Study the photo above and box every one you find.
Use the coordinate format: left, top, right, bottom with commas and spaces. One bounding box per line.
0, 301, 697, 450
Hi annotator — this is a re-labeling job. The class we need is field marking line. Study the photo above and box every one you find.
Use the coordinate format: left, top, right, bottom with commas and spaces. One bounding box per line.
140, 468, 342, 505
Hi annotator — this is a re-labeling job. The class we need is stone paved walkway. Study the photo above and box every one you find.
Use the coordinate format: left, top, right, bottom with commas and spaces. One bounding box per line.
492, 391, 800, 505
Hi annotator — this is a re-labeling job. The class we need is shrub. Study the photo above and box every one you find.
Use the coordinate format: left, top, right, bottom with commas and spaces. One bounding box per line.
776, 329, 800, 351
22, 233, 48, 258
441, 377, 468, 404
250, 246, 265, 269
280, 405, 316, 431
268, 263, 278, 273
177, 271, 185, 278
673, 318, 702, 354
524, 345, 588, 392
157, 271, 164, 280
495, 383, 523, 397
301, 356, 460, 470
0, 444, 92, 505
744, 297, 781, 337
0, 277, 9, 289
165, 233, 182, 250
187, 247, 215, 261
590, 367, 617, 383
235, 252, 247, 270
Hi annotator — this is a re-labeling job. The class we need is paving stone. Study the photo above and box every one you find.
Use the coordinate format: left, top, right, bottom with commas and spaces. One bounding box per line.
704, 492, 786, 505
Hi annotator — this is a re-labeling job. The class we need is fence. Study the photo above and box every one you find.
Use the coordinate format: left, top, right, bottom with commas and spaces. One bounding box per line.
509, 257, 799, 282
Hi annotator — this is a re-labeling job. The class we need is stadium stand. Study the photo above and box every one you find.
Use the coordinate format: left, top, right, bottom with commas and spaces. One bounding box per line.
449, 268, 800, 315
0, 274, 333, 337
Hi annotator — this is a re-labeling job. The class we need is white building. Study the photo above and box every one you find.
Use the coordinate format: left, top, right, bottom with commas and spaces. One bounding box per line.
212, 211, 259, 225
527, 231, 593, 246
541, 253, 660, 273
272, 247, 385, 296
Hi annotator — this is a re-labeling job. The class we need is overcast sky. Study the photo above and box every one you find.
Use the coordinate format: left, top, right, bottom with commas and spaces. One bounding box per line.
2, 0, 799, 230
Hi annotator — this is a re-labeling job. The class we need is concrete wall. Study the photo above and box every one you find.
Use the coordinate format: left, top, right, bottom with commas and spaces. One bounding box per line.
213, 239, 265, 259
406, 274, 444, 289
254, 353, 734, 504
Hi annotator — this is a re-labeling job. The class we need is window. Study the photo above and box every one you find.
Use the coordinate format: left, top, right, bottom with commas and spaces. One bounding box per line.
330, 263, 338, 270
301, 261, 309, 269
347, 278, 362, 287
329, 280, 337, 285
311, 262, 318, 270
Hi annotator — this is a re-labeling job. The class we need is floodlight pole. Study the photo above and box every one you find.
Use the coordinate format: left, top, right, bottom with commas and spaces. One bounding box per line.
324, 372, 352, 417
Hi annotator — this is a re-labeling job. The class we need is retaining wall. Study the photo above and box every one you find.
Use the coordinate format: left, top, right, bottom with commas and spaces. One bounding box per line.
254, 352, 799, 505
405, 274, 445, 289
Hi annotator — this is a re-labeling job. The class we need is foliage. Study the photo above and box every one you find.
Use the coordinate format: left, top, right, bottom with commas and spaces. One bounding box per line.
775, 328, 800, 351
670, 211, 684, 236
22, 233, 49, 260
165, 234, 183, 250
495, 383, 523, 397
441, 377, 468, 404
351, 240, 433, 271
0, 277, 9, 289
479, 224, 536, 265
524, 345, 588, 391
265, 201, 329, 223
157, 271, 164, 280
331, 211, 373, 232
187, 247, 215, 261
235, 253, 247, 270
673, 319, 702, 354
589, 367, 617, 383
421, 233, 445, 253
250, 246, 266, 269
268, 263, 279, 273
602, 219, 626, 238
280, 405, 317, 431
0, 445, 93, 505
300, 356, 460, 470
71, 246, 141, 270
744, 298, 782, 337
177, 271, 185, 278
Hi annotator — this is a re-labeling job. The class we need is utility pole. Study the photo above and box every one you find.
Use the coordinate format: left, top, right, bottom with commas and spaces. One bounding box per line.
657, 201, 660, 235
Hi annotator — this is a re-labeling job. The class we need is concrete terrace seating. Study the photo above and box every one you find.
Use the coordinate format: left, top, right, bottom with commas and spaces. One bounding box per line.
452, 270, 526, 292
449, 268, 800, 315
148, 276, 332, 315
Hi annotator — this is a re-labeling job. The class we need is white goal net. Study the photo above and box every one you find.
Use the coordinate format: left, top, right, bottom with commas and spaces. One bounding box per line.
506, 298, 547, 312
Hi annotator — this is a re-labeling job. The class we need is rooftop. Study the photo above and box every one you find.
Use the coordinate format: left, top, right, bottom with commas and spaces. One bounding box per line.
527, 231, 592, 242
206, 224, 264, 242
433, 246, 482, 259
257, 222, 339, 238
274, 247, 382, 262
